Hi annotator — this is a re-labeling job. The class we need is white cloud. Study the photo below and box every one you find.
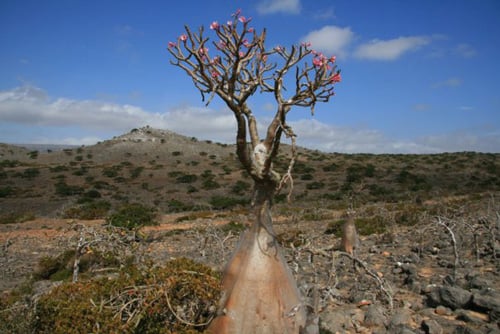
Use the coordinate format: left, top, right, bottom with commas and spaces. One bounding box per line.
0, 85, 236, 144
256, 0, 301, 15
354, 36, 430, 60
412, 104, 431, 112
432, 77, 462, 88
300, 26, 354, 58
289, 119, 440, 154
416, 130, 500, 153
1, 86, 498, 153
454, 43, 477, 58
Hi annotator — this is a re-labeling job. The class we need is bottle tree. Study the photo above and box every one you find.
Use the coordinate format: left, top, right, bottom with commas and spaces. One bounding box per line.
168, 10, 340, 333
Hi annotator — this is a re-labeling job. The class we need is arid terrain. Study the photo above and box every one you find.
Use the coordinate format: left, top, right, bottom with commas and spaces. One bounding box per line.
1, 127, 499, 333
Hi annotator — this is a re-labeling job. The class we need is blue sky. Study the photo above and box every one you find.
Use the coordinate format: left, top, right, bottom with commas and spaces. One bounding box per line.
1, 0, 499, 153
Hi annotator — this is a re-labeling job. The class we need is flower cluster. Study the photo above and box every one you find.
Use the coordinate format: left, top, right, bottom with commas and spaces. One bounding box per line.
310, 50, 341, 83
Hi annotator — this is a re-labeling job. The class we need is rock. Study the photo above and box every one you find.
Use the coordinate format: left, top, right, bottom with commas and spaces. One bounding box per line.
452, 326, 483, 334
434, 305, 453, 316
471, 290, 500, 321
320, 306, 364, 333
387, 324, 418, 334
455, 309, 487, 324
426, 285, 472, 310
421, 318, 443, 334
389, 309, 415, 328
466, 274, 491, 290
363, 304, 387, 327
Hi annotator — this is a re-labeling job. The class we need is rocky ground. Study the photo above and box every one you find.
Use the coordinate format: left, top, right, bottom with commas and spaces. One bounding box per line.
1, 200, 499, 334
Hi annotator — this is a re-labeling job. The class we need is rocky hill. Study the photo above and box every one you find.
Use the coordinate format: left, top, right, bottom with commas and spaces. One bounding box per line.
1, 126, 499, 219
0, 127, 499, 333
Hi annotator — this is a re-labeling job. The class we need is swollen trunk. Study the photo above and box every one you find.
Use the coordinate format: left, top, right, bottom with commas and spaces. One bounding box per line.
208, 187, 306, 333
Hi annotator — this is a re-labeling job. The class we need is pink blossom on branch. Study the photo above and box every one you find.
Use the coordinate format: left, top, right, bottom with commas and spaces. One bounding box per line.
210, 21, 220, 30
168, 41, 176, 48
238, 16, 251, 23
330, 72, 342, 83
179, 34, 187, 42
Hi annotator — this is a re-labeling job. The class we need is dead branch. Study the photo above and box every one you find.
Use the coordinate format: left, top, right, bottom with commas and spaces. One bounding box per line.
435, 217, 460, 281
303, 246, 393, 310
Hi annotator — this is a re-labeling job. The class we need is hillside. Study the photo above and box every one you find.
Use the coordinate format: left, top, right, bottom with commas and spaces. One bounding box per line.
1, 127, 499, 333
1, 126, 499, 220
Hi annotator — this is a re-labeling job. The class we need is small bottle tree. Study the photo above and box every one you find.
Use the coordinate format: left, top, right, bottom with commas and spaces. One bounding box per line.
168, 10, 340, 333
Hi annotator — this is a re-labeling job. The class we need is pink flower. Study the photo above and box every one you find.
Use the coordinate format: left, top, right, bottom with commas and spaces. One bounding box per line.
313, 57, 324, 67
232, 8, 241, 17
239, 51, 244, 57
247, 27, 254, 33
168, 41, 176, 48
216, 40, 226, 50
211, 70, 220, 78
211, 56, 220, 64
330, 72, 341, 83
210, 21, 220, 30
179, 34, 187, 42
312, 53, 327, 67
227, 21, 233, 26
242, 39, 250, 47
238, 16, 251, 23
329, 55, 336, 63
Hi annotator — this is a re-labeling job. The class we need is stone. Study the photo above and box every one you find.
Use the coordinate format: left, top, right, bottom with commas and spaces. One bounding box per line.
426, 285, 472, 310
455, 309, 487, 324
434, 305, 452, 316
471, 290, 500, 322
421, 318, 443, 334
363, 304, 387, 327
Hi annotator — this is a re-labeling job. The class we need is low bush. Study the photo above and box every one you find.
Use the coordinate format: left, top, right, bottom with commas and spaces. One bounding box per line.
63, 200, 111, 220
0, 212, 35, 225
209, 195, 248, 210
55, 181, 84, 196
107, 203, 157, 230
33, 258, 221, 334
0, 186, 14, 198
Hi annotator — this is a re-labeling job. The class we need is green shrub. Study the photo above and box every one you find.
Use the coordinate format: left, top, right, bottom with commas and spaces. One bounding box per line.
34, 249, 75, 281
324, 219, 345, 237
167, 199, 193, 213
55, 181, 84, 196
306, 181, 325, 190
107, 203, 157, 229
33, 258, 221, 334
63, 200, 111, 220
231, 180, 251, 195
201, 178, 220, 190
130, 166, 144, 178
220, 221, 246, 233
300, 173, 314, 180
0, 159, 20, 168
209, 196, 248, 210
176, 173, 198, 184
28, 150, 38, 159
0, 212, 35, 225
102, 165, 122, 178
0, 186, 14, 198
354, 216, 388, 235
21, 167, 40, 179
